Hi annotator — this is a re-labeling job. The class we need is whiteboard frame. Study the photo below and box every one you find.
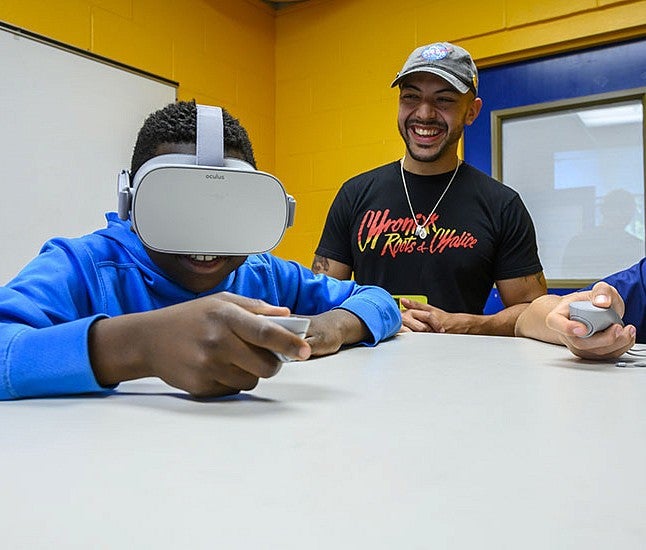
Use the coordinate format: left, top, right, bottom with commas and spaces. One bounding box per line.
0, 21, 178, 284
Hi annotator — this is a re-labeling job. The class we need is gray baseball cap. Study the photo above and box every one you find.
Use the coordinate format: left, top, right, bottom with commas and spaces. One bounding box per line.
391, 42, 478, 95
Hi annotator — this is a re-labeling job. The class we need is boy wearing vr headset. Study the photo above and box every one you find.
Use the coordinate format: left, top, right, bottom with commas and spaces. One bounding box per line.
0, 101, 401, 401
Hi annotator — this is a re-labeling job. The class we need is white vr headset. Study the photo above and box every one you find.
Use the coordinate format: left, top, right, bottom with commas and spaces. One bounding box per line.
117, 104, 295, 255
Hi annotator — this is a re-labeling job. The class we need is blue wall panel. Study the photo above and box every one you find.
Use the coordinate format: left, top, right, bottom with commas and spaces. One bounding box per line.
467, 39, 646, 307
464, 38, 646, 175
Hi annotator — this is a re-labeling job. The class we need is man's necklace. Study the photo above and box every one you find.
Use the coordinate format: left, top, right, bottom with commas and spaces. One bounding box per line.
400, 158, 461, 239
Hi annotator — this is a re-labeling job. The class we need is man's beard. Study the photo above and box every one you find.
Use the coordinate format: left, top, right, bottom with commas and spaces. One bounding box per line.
399, 119, 464, 164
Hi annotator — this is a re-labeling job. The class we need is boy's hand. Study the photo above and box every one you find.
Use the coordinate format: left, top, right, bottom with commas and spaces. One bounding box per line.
89, 292, 311, 397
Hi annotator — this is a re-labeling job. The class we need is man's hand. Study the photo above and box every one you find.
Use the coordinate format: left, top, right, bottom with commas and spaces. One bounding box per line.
399, 298, 527, 336
399, 299, 447, 333
89, 292, 311, 398
543, 282, 636, 360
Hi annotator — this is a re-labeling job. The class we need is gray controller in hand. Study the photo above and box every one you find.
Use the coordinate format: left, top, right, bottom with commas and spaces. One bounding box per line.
260, 315, 311, 362
568, 301, 624, 338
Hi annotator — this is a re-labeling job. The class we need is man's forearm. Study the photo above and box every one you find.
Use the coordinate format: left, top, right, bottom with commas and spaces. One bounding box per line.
445, 303, 532, 336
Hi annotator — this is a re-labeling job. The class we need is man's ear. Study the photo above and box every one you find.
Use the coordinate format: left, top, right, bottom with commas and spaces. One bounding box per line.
464, 97, 483, 127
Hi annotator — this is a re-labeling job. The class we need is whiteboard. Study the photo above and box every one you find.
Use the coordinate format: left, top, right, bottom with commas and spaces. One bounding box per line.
0, 24, 177, 284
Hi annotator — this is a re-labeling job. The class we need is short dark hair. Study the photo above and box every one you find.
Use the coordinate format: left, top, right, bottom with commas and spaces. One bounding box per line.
130, 100, 257, 175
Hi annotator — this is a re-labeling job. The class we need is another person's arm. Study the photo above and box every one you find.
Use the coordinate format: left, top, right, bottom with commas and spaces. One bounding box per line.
311, 255, 352, 280
515, 282, 636, 359
401, 189, 546, 336
311, 177, 355, 281
401, 271, 547, 336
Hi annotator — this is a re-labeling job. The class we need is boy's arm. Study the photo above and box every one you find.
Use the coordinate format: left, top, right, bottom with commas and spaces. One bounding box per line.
297, 284, 401, 356
303, 309, 370, 357
0, 316, 112, 400
0, 290, 311, 400
270, 257, 402, 353
89, 293, 311, 398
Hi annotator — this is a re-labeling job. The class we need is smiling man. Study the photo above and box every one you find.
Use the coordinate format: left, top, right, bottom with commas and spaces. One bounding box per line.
312, 42, 546, 336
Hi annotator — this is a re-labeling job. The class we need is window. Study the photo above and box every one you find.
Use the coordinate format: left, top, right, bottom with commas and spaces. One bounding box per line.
492, 89, 645, 286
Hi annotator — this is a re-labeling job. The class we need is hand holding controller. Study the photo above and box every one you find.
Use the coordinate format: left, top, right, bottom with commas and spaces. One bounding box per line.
260, 315, 311, 362
568, 301, 624, 338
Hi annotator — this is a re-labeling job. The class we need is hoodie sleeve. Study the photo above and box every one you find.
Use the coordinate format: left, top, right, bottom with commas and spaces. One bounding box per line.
261, 256, 401, 345
0, 314, 109, 400
0, 239, 113, 400
333, 284, 402, 344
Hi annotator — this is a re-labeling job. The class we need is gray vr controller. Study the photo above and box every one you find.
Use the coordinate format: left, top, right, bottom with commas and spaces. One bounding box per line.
568, 301, 624, 338
260, 315, 311, 362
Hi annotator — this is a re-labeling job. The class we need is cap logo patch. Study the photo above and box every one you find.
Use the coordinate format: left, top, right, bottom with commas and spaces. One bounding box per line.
420, 44, 451, 62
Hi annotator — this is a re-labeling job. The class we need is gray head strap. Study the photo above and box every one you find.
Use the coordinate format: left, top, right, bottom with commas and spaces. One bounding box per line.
196, 105, 224, 166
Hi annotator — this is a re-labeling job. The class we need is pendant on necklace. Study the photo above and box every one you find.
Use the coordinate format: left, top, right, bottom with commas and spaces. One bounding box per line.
415, 225, 427, 239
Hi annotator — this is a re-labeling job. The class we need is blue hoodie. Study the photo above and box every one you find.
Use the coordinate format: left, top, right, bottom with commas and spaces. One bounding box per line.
0, 213, 401, 400
595, 258, 646, 343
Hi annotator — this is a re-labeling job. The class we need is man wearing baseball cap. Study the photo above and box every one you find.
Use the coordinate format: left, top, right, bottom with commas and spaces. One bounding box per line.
391, 42, 479, 94
312, 42, 547, 336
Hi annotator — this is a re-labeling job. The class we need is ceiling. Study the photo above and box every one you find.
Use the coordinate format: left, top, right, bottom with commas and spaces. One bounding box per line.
261, 0, 312, 9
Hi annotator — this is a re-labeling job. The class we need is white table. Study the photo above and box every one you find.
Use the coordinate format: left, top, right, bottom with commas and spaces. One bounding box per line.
2, 333, 646, 549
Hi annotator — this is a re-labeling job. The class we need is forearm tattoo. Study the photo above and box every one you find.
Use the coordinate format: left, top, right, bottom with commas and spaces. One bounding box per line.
311, 255, 330, 274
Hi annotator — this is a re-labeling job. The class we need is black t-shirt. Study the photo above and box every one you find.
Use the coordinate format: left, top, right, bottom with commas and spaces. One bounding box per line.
315, 161, 543, 314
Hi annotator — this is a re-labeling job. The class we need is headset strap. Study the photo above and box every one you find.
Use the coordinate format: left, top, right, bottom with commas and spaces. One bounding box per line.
196, 104, 224, 167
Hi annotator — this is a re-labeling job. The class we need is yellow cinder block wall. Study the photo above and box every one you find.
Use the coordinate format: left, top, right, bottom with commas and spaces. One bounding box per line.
274, 0, 646, 266
0, 0, 276, 172
1, 0, 645, 267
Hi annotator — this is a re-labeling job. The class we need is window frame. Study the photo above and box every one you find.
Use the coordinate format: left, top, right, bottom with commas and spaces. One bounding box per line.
491, 87, 646, 288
